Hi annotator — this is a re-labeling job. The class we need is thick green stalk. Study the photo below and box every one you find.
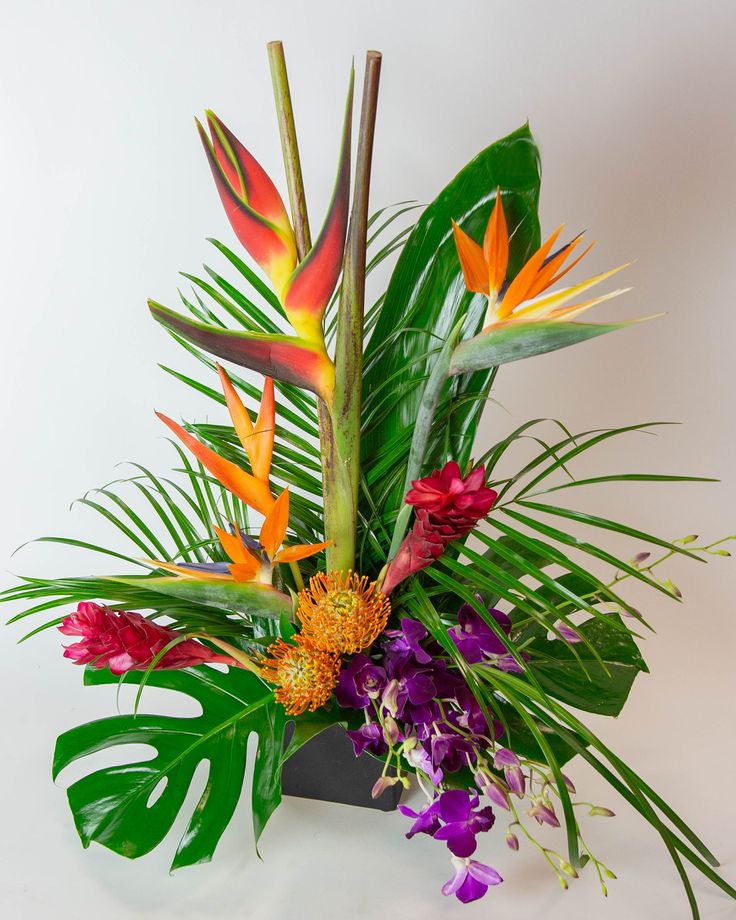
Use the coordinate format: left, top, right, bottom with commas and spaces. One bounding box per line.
329, 50, 382, 572
266, 40, 337, 564
267, 41, 312, 257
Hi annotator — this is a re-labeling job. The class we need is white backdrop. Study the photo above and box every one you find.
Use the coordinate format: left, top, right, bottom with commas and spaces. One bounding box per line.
2, 1, 735, 918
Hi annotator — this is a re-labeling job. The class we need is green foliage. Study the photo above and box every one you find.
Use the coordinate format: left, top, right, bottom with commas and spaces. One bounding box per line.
360, 124, 542, 565
4, 117, 734, 918
53, 665, 284, 869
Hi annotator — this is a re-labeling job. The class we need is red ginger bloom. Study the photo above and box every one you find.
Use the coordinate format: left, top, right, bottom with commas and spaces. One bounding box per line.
59, 602, 235, 676
405, 461, 497, 538
383, 462, 497, 595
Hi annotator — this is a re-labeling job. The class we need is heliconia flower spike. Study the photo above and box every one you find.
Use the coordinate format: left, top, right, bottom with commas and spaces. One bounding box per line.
149, 301, 335, 398
197, 111, 297, 296
281, 70, 354, 344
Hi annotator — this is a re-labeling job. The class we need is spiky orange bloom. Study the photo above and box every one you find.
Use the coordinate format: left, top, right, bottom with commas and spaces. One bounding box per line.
297, 571, 391, 655
258, 636, 340, 715
452, 189, 629, 329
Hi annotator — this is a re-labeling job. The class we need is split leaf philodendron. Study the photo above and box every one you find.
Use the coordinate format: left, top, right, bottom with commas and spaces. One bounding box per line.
4, 41, 734, 916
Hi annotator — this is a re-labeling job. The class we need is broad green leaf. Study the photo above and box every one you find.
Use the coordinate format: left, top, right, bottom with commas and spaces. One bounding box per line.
528, 613, 648, 716
361, 124, 541, 533
53, 665, 284, 869
450, 319, 638, 375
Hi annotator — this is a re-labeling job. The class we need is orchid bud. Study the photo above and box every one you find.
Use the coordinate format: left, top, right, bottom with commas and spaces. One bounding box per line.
505, 828, 519, 851
630, 551, 651, 567
381, 678, 400, 717
562, 773, 576, 794
479, 776, 510, 810
371, 775, 398, 799
383, 715, 401, 746
589, 806, 616, 817
558, 859, 579, 879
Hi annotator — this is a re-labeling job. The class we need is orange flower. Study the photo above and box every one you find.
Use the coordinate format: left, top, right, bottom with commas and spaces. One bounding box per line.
297, 571, 391, 655
151, 488, 329, 585
157, 365, 275, 516
452, 190, 629, 329
257, 635, 340, 715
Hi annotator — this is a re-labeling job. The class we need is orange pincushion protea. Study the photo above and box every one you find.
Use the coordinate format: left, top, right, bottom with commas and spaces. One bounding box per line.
297, 571, 391, 655
257, 636, 340, 715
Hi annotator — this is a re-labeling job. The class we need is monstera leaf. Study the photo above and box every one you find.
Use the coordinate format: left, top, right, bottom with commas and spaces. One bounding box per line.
53, 664, 284, 869
361, 124, 541, 537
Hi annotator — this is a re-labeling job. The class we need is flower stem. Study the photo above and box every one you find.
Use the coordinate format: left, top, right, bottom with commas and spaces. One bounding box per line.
266, 40, 338, 565
267, 41, 311, 258
329, 50, 382, 572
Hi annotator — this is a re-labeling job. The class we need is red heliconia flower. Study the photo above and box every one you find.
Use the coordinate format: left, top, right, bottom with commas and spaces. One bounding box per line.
382, 463, 497, 595
58, 602, 236, 676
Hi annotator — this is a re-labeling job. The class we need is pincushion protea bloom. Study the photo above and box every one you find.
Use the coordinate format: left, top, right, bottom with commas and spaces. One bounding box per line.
257, 635, 341, 715
382, 462, 497, 594
452, 189, 629, 329
58, 602, 236, 675
297, 571, 391, 655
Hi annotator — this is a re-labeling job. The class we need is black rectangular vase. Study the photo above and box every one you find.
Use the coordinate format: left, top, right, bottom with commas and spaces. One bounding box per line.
281, 724, 401, 811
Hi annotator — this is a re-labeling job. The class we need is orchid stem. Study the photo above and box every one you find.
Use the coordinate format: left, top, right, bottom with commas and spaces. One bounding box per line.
329, 50, 382, 572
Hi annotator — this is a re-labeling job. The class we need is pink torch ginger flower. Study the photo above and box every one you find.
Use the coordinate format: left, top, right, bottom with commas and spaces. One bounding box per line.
58, 602, 236, 675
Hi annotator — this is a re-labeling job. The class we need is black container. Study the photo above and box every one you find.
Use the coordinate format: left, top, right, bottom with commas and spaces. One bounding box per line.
281, 724, 402, 811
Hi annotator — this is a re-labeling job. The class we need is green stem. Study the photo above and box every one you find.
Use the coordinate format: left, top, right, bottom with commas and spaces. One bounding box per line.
266, 40, 337, 565
267, 41, 311, 258
328, 50, 382, 573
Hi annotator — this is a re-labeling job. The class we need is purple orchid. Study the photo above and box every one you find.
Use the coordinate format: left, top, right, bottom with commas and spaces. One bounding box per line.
335, 655, 387, 709
346, 721, 388, 757
442, 855, 503, 903
432, 789, 495, 857
493, 748, 526, 796
383, 616, 433, 665
449, 601, 524, 672
476, 772, 510, 810
404, 739, 444, 785
398, 797, 441, 838
430, 732, 476, 774
527, 799, 560, 827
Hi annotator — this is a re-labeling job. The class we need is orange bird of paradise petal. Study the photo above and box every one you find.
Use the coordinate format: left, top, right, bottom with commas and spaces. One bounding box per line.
216, 365, 275, 484
452, 192, 630, 329
156, 411, 274, 516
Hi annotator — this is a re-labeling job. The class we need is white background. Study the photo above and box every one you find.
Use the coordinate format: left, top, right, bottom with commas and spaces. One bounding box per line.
1, 1, 735, 918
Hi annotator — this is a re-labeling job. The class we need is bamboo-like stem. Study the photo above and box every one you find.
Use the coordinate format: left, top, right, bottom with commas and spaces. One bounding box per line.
267, 41, 312, 258
266, 41, 340, 564
328, 50, 382, 572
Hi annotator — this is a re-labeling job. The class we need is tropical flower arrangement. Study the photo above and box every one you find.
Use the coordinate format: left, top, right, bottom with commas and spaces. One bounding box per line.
5, 42, 736, 914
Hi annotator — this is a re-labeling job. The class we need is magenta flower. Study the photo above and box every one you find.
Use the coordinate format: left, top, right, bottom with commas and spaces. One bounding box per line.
334, 654, 387, 708
382, 462, 497, 594
58, 602, 234, 675
345, 721, 388, 757
442, 855, 503, 903
449, 601, 524, 672
405, 461, 497, 528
